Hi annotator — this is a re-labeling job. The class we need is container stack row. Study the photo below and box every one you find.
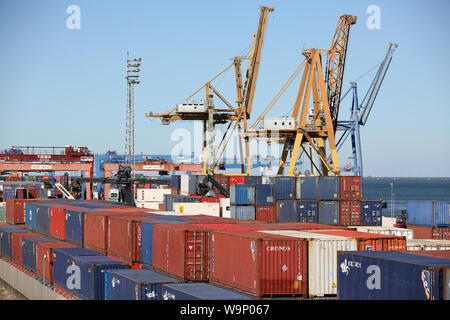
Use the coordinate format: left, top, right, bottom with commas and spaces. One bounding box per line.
406, 201, 450, 240
2, 198, 449, 300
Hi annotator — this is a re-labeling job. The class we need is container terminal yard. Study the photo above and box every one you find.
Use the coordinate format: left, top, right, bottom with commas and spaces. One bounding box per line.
0, 2, 449, 306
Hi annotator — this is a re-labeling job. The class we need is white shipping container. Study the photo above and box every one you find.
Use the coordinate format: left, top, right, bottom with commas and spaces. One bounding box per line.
220, 198, 231, 218
259, 230, 357, 297
406, 239, 450, 251
381, 216, 397, 227
135, 201, 161, 210
136, 188, 172, 202
180, 175, 191, 195
354, 226, 414, 240
173, 202, 220, 217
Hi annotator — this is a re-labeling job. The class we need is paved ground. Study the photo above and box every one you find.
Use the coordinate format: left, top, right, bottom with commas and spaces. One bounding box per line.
0, 282, 22, 300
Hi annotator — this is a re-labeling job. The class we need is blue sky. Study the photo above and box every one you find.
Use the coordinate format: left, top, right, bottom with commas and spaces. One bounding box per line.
0, 0, 449, 176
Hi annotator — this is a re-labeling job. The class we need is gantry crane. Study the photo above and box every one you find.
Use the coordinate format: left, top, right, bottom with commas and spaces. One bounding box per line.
145, 6, 273, 175
242, 14, 357, 177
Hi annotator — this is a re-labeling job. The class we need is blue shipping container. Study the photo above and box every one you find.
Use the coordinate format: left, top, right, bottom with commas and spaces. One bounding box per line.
65, 208, 99, 246
0, 228, 30, 259
361, 200, 382, 226
300, 177, 319, 200
319, 176, 340, 200
275, 177, 296, 200
35, 203, 53, 236
21, 237, 55, 272
245, 176, 262, 186
230, 206, 255, 220
53, 247, 104, 291
337, 251, 450, 300
407, 201, 433, 226
296, 200, 318, 223
255, 184, 275, 205
141, 220, 185, 265
318, 201, 339, 225
161, 283, 252, 300
432, 201, 450, 227
230, 184, 255, 205
171, 175, 181, 191
105, 269, 180, 300
276, 200, 297, 222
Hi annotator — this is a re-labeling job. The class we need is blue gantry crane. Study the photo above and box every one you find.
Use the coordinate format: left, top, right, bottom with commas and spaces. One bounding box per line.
335, 43, 398, 178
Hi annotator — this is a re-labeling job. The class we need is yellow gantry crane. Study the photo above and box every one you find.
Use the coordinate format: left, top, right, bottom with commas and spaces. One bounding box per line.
242, 14, 357, 177
145, 6, 273, 175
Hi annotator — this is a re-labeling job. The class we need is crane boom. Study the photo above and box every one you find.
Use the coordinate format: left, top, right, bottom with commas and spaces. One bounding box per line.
325, 14, 357, 130
359, 43, 398, 125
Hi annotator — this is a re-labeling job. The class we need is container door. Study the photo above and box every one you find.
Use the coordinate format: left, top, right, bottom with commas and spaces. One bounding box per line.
184, 231, 210, 281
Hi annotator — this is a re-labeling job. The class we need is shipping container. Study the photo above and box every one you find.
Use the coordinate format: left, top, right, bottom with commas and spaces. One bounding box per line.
337, 251, 450, 300
259, 229, 357, 297
296, 200, 318, 223
6, 199, 39, 224
255, 205, 276, 223
35, 203, 53, 236
11, 232, 43, 264
407, 250, 450, 260
163, 194, 202, 211
83, 212, 110, 254
361, 200, 382, 226
339, 201, 361, 226
68, 255, 129, 300
210, 230, 308, 297
152, 223, 211, 281
50, 205, 82, 240
161, 282, 252, 300
105, 269, 181, 300
136, 188, 172, 202
245, 176, 262, 186
220, 198, 231, 218
407, 224, 433, 239
21, 236, 56, 272
432, 227, 450, 240
432, 202, 450, 227
230, 184, 255, 205
107, 215, 151, 264
406, 201, 450, 227
171, 175, 181, 192
406, 239, 450, 251
319, 176, 340, 200
275, 177, 296, 200
212, 175, 230, 195
173, 202, 220, 217
354, 226, 414, 240
310, 229, 407, 252
299, 177, 319, 200
276, 200, 297, 222
255, 184, 275, 205
141, 220, 186, 265
228, 175, 246, 186
53, 247, 103, 292
35, 241, 78, 283
230, 205, 255, 221
0, 227, 31, 259
318, 201, 340, 225
65, 208, 100, 246
339, 176, 362, 200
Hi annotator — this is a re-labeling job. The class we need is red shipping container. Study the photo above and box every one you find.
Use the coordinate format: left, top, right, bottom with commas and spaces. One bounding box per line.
50, 205, 83, 240
107, 215, 152, 264
307, 229, 407, 251
432, 227, 449, 240
407, 225, 433, 239
339, 200, 361, 226
152, 223, 212, 281
210, 230, 308, 297
201, 197, 221, 203
11, 232, 44, 264
340, 176, 362, 200
237, 221, 349, 231
255, 205, 277, 223
408, 250, 450, 259
228, 175, 246, 185
212, 175, 230, 194
192, 223, 261, 232
35, 241, 78, 283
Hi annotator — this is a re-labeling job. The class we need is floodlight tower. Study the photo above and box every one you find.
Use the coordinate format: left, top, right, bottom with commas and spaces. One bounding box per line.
125, 52, 141, 175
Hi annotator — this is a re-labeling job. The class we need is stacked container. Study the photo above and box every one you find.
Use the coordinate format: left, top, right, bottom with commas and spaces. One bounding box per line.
254, 184, 276, 222
230, 184, 255, 220
161, 282, 252, 300
361, 200, 382, 226
406, 201, 450, 240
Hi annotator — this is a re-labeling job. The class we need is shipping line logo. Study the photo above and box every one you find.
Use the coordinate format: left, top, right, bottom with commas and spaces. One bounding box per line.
421, 270, 431, 300
340, 259, 381, 290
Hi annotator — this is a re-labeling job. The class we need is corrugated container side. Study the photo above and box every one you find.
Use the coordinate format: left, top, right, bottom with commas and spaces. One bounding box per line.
275, 200, 297, 222
106, 269, 181, 300
340, 176, 362, 200
1, 228, 30, 260
339, 200, 361, 226
35, 203, 52, 236
245, 176, 262, 186
432, 227, 449, 240
433, 201, 450, 227
275, 177, 296, 200
230, 205, 255, 220
83, 212, 109, 254
337, 251, 450, 300
21, 236, 55, 272
407, 201, 433, 226
228, 175, 246, 185
319, 177, 340, 200
299, 177, 319, 200
161, 282, 252, 300
318, 201, 340, 225
255, 184, 275, 205
212, 175, 230, 194
255, 205, 276, 223
230, 185, 255, 205
296, 200, 318, 223
35, 241, 78, 283
11, 232, 43, 264
209, 230, 308, 297
407, 225, 433, 239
